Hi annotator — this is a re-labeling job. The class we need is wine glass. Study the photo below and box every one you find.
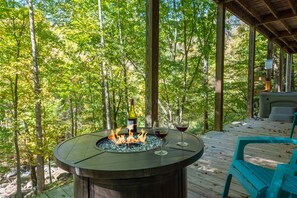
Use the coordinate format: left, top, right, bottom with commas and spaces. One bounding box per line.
153, 121, 169, 156
175, 119, 189, 147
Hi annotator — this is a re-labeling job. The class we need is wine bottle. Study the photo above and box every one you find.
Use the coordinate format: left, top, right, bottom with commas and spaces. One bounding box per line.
127, 98, 137, 133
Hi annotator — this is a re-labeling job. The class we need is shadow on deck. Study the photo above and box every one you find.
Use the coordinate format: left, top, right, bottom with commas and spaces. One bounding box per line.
36, 118, 295, 198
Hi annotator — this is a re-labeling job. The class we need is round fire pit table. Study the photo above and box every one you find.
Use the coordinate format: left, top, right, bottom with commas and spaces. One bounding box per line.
54, 129, 204, 198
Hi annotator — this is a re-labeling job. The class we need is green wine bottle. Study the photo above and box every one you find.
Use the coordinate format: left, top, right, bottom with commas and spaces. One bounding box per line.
127, 98, 137, 133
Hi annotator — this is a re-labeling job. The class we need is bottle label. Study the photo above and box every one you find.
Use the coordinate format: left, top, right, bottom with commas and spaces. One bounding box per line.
127, 119, 137, 133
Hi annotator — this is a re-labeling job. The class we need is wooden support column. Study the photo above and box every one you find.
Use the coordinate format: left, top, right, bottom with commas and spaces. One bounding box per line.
292, 56, 295, 91
285, 53, 292, 92
278, 49, 284, 92
265, 40, 273, 91
215, 1, 225, 131
247, 26, 255, 118
145, 0, 159, 127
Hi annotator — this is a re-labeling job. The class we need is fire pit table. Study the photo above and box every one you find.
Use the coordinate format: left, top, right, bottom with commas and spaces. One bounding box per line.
54, 128, 204, 198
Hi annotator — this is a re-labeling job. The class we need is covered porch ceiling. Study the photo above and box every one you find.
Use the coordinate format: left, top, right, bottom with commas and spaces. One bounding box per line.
223, 0, 297, 54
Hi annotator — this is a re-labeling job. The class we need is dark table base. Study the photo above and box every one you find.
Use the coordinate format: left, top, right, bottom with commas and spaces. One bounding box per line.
74, 168, 187, 198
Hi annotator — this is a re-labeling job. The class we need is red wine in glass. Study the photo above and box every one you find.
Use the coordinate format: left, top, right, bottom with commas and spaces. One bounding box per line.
153, 121, 169, 156
175, 120, 189, 147
155, 130, 168, 139
175, 126, 188, 132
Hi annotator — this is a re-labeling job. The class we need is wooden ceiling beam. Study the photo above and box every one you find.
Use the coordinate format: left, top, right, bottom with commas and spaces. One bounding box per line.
262, 0, 279, 18
279, 38, 294, 52
272, 38, 292, 53
260, 9, 297, 25
276, 38, 294, 53
236, 0, 262, 22
256, 25, 293, 53
273, 28, 297, 39
263, 24, 279, 38
261, 0, 294, 43
280, 38, 296, 53
289, 40, 297, 46
288, 0, 297, 14
235, 0, 293, 43
235, 0, 290, 38
226, 3, 273, 39
256, 25, 273, 39
223, 0, 297, 53
273, 35, 297, 52
293, 37, 297, 44
280, 19, 293, 34
226, 2, 258, 26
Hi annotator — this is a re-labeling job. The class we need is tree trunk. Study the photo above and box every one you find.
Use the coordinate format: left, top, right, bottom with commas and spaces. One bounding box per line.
24, 122, 37, 189
75, 98, 78, 136
98, 0, 111, 129
31, 165, 37, 188
48, 159, 52, 183
117, 0, 129, 115
28, 0, 44, 192
101, 81, 107, 128
11, 75, 22, 198
172, 0, 177, 61
70, 96, 74, 137
10, 13, 27, 196
112, 91, 117, 129
203, 58, 209, 133
87, 74, 96, 130
181, 0, 188, 121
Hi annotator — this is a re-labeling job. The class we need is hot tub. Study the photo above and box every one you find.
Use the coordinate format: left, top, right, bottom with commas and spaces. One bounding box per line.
258, 92, 297, 118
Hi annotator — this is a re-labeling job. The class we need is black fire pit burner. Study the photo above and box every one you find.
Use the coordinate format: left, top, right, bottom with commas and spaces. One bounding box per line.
96, 134, 162, 153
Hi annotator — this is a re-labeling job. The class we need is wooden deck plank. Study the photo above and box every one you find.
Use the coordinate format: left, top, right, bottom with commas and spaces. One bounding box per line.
35, 183, 73, 198
44, 186, 71, 198
35, 193, 49, 198
60, 183, 74, 197
188, 167, 248, 198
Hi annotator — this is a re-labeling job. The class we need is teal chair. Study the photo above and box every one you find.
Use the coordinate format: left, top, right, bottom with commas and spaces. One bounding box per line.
290, 112, 297, 138
222, 137, 297, 198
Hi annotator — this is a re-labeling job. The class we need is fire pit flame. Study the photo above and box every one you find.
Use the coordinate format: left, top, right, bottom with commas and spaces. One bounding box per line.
108, 127, 147, 145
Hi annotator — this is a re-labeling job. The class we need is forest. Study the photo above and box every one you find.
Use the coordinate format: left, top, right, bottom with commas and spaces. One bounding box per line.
0, 0, 296, 196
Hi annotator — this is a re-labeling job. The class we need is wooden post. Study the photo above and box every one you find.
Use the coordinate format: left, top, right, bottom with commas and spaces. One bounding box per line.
215, 1, 225, 131
247, 26, 255, 118
145, 0, 159, 127
292, 56, 295, 91
265, 40, 273, 91
278, 49, 284, 92
286, 53, 292, 92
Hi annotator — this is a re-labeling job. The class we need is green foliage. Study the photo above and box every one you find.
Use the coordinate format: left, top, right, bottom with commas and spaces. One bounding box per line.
0, 126, 14, 164
0, 0, 283, 175
158, 0, 217, 131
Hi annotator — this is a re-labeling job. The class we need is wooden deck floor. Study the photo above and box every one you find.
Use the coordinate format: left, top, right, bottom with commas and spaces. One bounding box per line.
188, 118, 295, 198
36, 118, 295, 198
36, 182, 73, 198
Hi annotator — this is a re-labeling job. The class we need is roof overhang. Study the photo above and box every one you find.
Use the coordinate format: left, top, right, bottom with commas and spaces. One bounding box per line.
217, 0, 297, 54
